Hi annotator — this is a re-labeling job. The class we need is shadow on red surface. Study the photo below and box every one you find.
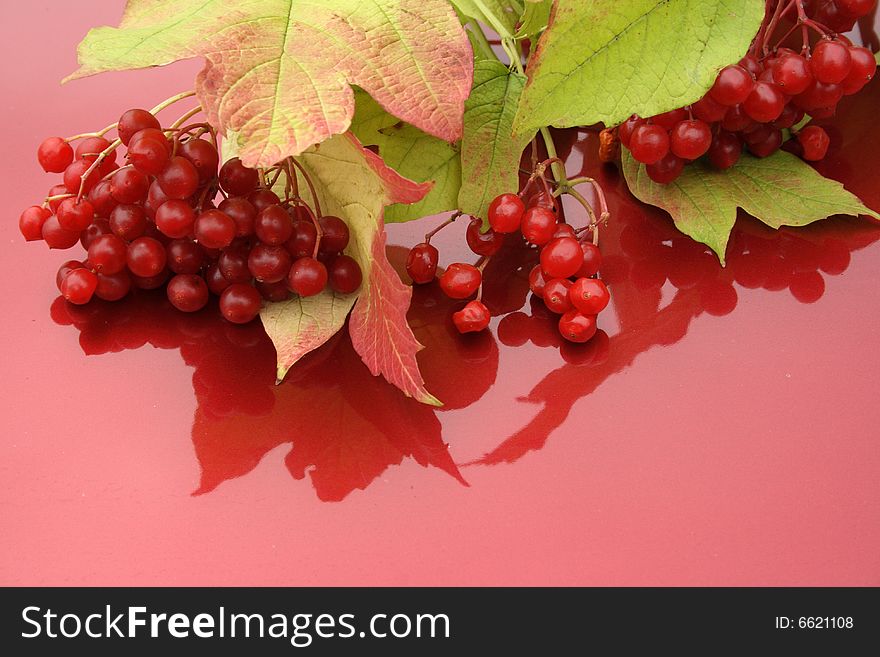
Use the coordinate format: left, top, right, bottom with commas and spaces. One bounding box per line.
48, 80, 880, 502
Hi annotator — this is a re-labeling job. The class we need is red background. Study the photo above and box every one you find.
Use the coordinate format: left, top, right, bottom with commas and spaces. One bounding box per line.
1, 1, 878, 586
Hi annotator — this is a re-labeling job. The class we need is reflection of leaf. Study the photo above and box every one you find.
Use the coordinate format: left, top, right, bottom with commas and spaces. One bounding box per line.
351, 91, 461, 223
514, 0, 764, 134
622, 150, 880, 263
459, 60, 533, 221
68, 0, 472, 167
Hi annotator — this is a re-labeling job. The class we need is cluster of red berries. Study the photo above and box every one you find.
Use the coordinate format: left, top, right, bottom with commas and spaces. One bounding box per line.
20, 108, 361, 323
405, 190, 609, 342
619, 0, 877, 183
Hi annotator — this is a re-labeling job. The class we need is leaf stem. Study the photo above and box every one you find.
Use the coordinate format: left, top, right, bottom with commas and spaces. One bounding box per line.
150, 90, 197, 115
425, 211, 462, 243
466, 19, 496, 60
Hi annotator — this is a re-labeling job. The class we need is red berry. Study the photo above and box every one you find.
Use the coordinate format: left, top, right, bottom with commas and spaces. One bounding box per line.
438, 263, 481, 299
37, 137, 74, 173
248, 244, 292, 283
109, 167, 149, 204
219, 283, 262, 323
75, 136, 112, 163
746, 127, 783, 158
670, 120, 711, 160
206, 263, 231, 296
219, 197, 258, 237
61, 268, 98, 305
42, 215, 81, 250
553, 224, 577, 239
178, 138, 220, 183
649, 108, 688, 131
575, 242, 602, 278
101, 203, 140, 241
721, 104, 756, 133
646, 152, 684, 184
287, 257, 328, 297
708, 131, 742, 170
406, 242, 439, 284
219, 157, 259, 196
558, 310, 598, 343
63, 159, 99, 195
155, 199, 196, 238
20, 206, 51, 241
256, 279, 291, 302
126, 237, 167, 278
117, 109, 161, 146
743, 81, 786, 123
793, 79, 843, 111
709, 65, 754, 106
94, 270, 132, 301
798, 125, 831, 161
570, 277, 610, 314
157, 156, 199, 200
286, 220, 319, 259
841, 46, 877, 94
452, 300, 490, 334
88, 180, 118, 217
166, 239, 204, 274
131, 269, 170, 290
56, 260, 85, 291
770, 104, 805, 130
540, 236, 584, 279
167, 274, 210, 312
465, 217, 504, 256
691, 94, 727, 123
811, 40, 852, 84
487, 193, 525, 233
194, 209, 236, 248
255, 205, 294, 245
79, 219, 112, 250
542, 278, 573, 314
772, 54, 813, 95
628, 124, 669, 164
838, 0, 877, 17
328, 254, 363, 294
248, 189, 281, 212
127, 129, 171, 175
618, 115, 644, 147
88, 234, 127, 274
317, 215, 350, 253
521, 206, 558, 246
528, 264, 548, 297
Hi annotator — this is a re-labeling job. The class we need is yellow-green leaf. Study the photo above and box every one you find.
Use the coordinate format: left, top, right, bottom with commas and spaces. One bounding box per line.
459, 60, 533, 221
622, 149, 880, 264
451, 0, 524, 38
514, 0, 764, 135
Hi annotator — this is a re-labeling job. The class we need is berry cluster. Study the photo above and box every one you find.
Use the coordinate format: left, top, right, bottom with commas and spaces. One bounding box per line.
618, 0, 877, 183
21, 105, 361, 323
405, 163, 611, 343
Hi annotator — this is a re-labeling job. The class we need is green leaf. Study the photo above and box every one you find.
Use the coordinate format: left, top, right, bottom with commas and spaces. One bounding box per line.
514, 0, 764, 134
515, 0, 552, 40
260, 133, 441, 405
450, 0, 524, 38
350, 91, 461, 223
622, 149, 880, 264
459, 60, 533, 221
67, 0, 472, 167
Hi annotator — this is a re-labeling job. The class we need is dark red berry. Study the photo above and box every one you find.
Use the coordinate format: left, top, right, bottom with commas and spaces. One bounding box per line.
328, 254, 363, 294
287, 257, 328, 297
798, 126, 831, 161
521, 206, 558, 246
406, 242, 439, 284
466, 217, 505, 256
61, 268, 98, 305
167, 274, 210, 312
194, 209, 236, 248
318, 215, 350, 253
219, 157, 260, 196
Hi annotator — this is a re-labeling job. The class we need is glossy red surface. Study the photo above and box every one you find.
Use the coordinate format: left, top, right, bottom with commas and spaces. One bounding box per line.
2, 2, 879, 586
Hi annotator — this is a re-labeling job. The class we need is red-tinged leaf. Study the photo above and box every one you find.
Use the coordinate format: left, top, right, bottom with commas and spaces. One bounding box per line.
260, 133, 440, 405
66, 0, 473, 167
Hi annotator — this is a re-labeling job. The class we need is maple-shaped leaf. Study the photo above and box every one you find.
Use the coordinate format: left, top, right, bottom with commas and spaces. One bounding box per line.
261, 133, 441, 405
622, 150, 880, 263
67, 0, 473, 167
513, 0, 764, 135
